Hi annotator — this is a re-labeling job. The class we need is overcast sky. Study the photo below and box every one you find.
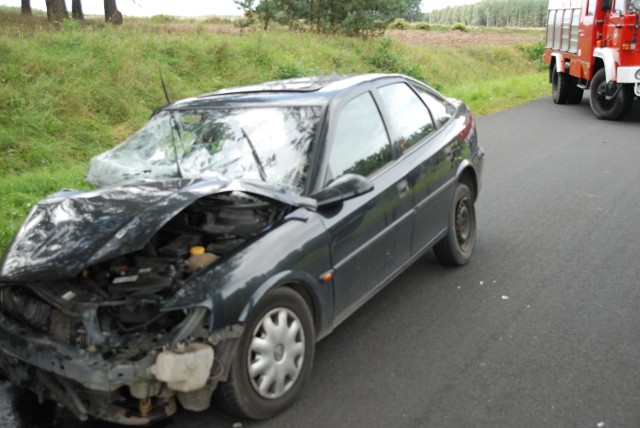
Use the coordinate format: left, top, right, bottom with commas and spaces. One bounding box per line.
0, 0, 482, 17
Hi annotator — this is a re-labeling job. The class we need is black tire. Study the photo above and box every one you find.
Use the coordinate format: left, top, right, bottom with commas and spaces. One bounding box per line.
589, 68, 634, 120
551, 67, 571, 104
434, 183, 476, 266
567, 80, 584, 104
215, 287, 315, 420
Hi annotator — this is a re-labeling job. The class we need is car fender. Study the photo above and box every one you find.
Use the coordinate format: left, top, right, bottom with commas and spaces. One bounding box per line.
236, 268, 327, 329
162, 210, 334, 335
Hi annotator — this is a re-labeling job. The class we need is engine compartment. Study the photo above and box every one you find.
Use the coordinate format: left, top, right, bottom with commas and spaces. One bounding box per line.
0, 191, 290, 355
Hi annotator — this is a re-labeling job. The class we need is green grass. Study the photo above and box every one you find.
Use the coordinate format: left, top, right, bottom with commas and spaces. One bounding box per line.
0, 7, 548, 253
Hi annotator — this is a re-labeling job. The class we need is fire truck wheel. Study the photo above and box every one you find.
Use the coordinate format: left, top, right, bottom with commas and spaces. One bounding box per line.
551, 68, 571, 104
589, 68, 634, 120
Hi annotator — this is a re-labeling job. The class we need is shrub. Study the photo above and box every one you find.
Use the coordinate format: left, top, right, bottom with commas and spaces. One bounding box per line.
272, 63, 304, 79
388, 18, 408, 30
520, 41, 546, 70
415, 22, 430, 31
148, 15, 178, 24
452, 22, 467, 32
367, 37, 401, 71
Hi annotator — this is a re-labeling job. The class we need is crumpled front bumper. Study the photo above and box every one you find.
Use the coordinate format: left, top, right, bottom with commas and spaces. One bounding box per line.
0, 308, 243, 424
0, 310, 174, 424
0, 311, 154, 392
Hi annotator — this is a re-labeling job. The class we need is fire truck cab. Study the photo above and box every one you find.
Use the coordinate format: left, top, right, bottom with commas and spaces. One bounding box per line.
544, 0, 640, 120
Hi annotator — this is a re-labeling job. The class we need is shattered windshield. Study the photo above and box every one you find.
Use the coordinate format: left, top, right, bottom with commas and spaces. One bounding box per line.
86, 106, 322, 193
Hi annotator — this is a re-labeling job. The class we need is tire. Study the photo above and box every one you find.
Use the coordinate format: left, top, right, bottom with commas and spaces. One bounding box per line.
567, 80, 584, 104
551, 67, 571, 104
589, 68, 634, 120
434, 183, 476, 266
215, 288, 315, 420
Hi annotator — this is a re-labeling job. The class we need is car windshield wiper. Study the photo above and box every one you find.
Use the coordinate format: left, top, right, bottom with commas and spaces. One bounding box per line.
241, 128, 267, 182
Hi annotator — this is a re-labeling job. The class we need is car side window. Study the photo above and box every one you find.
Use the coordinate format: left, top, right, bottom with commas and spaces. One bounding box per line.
413, 86, 455, 128
377, 83, 434, 152
328, 92, 392, 179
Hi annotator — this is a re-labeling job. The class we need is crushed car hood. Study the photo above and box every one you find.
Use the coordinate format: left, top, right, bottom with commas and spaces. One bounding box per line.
0, 178, 316, 283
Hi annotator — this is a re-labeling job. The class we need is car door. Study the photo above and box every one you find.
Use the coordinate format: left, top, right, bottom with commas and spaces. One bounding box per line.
375, 82, 458, 254
318, 90, 414, 325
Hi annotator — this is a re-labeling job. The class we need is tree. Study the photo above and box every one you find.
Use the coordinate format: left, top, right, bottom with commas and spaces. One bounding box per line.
233, 0, 256, 16
21, 0, 32, 16
231, 0, 420, 35
427, 0, 547, 28
104, 0, 123, 25
72, 0, 84, 20
46, 0, 69, 22
403, 0, 422, 21
255, 0, 277, 30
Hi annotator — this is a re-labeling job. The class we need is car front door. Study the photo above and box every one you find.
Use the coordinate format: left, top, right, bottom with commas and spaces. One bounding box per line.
319, 90, 413, 325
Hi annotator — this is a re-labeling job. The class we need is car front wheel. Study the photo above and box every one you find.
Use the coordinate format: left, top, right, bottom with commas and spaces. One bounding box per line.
434, 183, 476, 266
215, 287, 315, 419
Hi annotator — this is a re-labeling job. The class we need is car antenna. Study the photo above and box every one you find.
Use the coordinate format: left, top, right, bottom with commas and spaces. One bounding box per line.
160, 71, 171, 104
160, 71, 184, 179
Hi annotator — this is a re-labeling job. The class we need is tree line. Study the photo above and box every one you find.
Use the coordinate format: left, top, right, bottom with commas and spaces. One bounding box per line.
20, 0, 123, 25
234, 0, 423, 35
427, 0, 548, 28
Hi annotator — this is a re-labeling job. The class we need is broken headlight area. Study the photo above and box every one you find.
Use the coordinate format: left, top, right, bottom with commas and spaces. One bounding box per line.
0, 191, 290, 423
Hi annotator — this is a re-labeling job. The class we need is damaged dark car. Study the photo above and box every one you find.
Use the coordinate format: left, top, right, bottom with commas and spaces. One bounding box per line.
0, 74, 484, 425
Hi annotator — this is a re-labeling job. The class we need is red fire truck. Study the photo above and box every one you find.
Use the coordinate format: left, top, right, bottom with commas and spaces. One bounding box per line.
544, 0, 640, 120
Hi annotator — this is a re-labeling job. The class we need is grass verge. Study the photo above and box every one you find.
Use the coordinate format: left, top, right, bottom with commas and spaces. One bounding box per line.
0, 8, 548, 253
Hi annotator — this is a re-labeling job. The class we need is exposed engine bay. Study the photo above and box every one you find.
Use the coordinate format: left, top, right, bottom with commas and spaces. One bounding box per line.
0, 191, 291, 423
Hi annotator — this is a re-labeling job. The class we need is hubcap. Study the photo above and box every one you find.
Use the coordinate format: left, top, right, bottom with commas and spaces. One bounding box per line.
455, 197, 472, 249
248, 307, 305, 399
595, 81, 617, 110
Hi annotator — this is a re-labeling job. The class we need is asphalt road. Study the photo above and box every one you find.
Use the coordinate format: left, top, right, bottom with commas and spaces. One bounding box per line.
2, 96, 640, 428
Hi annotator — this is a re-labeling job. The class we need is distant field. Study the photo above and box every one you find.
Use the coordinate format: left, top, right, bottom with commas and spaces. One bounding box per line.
0, 7, 548, 253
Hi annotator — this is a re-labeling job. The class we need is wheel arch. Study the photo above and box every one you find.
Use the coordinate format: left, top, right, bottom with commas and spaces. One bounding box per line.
593, 48, 618, 82
237, 272, 322, 337
549, 53, 566, 82
457, 163, 478, 202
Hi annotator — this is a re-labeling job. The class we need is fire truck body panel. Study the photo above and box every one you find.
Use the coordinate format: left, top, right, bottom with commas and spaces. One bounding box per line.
544, 0, 640, 119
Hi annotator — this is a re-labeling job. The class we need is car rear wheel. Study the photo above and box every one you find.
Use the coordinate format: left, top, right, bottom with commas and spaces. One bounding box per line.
215, 287, 315, 419
589, 68, 633, 120
434, 183, 476, 266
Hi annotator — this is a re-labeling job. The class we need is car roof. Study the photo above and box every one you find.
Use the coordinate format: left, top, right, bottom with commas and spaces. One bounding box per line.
164, 73, 403, 110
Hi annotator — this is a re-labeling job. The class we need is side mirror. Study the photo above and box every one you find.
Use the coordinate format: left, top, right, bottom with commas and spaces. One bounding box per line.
312, 174, 374, 208
601, 0, 612, 10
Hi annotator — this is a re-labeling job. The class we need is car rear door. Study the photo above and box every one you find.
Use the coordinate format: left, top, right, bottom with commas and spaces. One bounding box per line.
375, 81, 459, 255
